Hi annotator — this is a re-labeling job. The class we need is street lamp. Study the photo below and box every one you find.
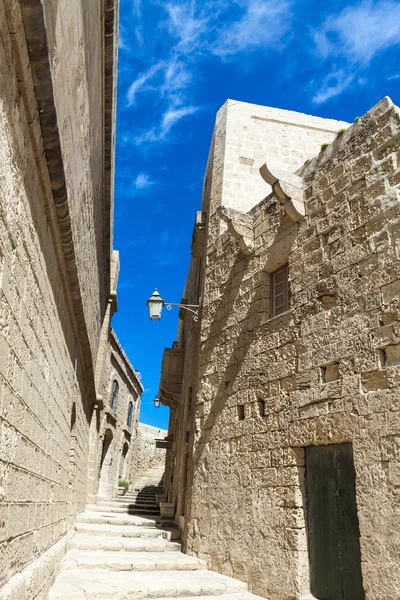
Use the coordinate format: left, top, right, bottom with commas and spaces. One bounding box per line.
146, 288, 200, 321
154, 395, 161, 409
146, 289, 164, 321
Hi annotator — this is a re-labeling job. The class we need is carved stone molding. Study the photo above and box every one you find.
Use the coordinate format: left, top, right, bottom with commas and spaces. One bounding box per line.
159, 345, 184, 411
259, 162, 305, 222
191, 211, 207, 259
219, 207, 254, 255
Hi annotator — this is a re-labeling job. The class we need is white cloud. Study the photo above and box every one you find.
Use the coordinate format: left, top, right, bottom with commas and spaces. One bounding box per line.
133, 104, 200, 145
135, 172, 154, 189
124, 0, 292, 141
127, 62, 165, 106
212, 0, 291, 58
164, 2, 209, 52
312, 70, 355, 104
118, 29, 130, 51
161, 105, 199, 133
311, 1, 400, 103
132, 0, 142, 17
161, 60, 192, 100
314, 0, 400, 65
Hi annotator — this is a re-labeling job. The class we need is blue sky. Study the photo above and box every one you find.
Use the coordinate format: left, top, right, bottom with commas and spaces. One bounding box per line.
112, 0, 400, 429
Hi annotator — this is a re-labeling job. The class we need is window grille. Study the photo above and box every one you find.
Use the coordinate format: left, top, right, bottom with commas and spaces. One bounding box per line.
127, 401, 134, 428
270, 263, 289, 317
110, 379, 119, 410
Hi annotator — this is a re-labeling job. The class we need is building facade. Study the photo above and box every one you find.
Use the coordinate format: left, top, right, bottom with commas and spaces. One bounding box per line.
94, 327, 143, 499
131, 423, 169, 484
0, 1, 144, 599
160, 97, 400, 600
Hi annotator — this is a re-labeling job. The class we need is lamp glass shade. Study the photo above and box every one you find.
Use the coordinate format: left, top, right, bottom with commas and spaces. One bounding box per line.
154, 395, 161, 408
147, 288, 164, 320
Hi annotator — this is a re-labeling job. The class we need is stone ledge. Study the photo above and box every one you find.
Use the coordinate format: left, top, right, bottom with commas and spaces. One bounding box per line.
0, 530, 73, 600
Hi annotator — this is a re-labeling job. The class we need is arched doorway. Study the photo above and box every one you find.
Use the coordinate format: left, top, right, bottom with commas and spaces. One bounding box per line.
119, 442, 129, 481
98, 429, 114, 498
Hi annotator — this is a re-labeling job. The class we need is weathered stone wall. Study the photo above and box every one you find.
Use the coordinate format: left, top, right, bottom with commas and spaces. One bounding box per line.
0, 0, 118, 597
161, 255, 205, 529
43, 0, 108, 362
130, 423, 168, 487
96, 330, 143, 498
213, 100, 349, 216
172, 98, 400, 600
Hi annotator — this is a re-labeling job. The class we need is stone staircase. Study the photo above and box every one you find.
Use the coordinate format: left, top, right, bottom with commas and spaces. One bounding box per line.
48, 466, 266, 600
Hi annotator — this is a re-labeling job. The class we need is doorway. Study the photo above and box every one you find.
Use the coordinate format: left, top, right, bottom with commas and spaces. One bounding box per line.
98, 429, 113, 497
119, 442, 129, 480
305, 443, 365, 600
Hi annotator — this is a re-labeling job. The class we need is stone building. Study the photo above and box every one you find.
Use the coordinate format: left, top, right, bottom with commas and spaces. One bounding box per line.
130, 422, 169, 484
160, 97, 400, 600
0, 1, 143, 598
94, 326, 143, 499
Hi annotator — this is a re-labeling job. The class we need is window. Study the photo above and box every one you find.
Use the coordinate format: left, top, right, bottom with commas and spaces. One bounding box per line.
127, 401, 134, 428
110, 379, 119, 410
257, 398, 265, 417
270, 263, 289, 317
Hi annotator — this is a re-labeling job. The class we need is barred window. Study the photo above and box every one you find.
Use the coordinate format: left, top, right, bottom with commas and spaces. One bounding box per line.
110, 379, 119, 410
127, 401, 134, 428
270, 264, 289, 317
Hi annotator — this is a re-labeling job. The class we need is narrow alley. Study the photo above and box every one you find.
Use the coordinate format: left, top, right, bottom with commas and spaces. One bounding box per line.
48, 467, 264, 600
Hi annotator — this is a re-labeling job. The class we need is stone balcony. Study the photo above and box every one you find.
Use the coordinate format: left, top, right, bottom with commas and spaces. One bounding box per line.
155, 432, 174, 449
159, 343, 184, 411
155, 439, 172, 449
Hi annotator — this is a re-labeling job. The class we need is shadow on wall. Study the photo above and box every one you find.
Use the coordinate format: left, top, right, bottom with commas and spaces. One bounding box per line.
193, 247, 258, 466
193, 203, 297, 469
98, 428, 113, 496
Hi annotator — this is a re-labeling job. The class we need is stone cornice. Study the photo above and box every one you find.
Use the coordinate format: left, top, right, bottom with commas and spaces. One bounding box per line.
219, 207, 255, 255
111, 329, 144, 392
103, 0, 119, 295
259, 162, 305, 222
16, 0, 119, 403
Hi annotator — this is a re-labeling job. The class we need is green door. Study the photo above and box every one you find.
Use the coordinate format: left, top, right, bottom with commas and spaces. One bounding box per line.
305, 443, 365, 600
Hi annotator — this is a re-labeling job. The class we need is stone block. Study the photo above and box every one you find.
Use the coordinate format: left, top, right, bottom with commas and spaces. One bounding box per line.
160, 502, 175, 519
361, 370, 390, 392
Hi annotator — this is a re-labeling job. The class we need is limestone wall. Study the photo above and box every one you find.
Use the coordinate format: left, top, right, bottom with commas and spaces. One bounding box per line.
129, 424, 168, 486
212, 100, 349, 217
162, 254, 205, 526
95, 330, 143, 498
0, 0, 118, 597
43, 0, 108, 362
173, 97, 400, 600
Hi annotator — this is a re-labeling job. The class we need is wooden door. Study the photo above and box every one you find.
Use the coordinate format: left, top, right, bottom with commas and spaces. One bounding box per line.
305, 443, 365, 600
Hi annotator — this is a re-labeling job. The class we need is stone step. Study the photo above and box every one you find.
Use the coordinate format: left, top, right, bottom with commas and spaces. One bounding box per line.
70, 535, 181, 553
130, 487, 163, 492
98, 499, 158, 507
62, 549, 205, 570
149, 595, 267, 600
86, 504, 160, 515
74, 522, 168, 539
129, 491, 159, 494
76, 511, 158, 527
122, 496, 158, 500
121, 499, 158, 504
49, 569, 248, 599
98, 504, 159, 512
122, 496, 158, 501
130, 479, 163, 483
74, 522, 180, 541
